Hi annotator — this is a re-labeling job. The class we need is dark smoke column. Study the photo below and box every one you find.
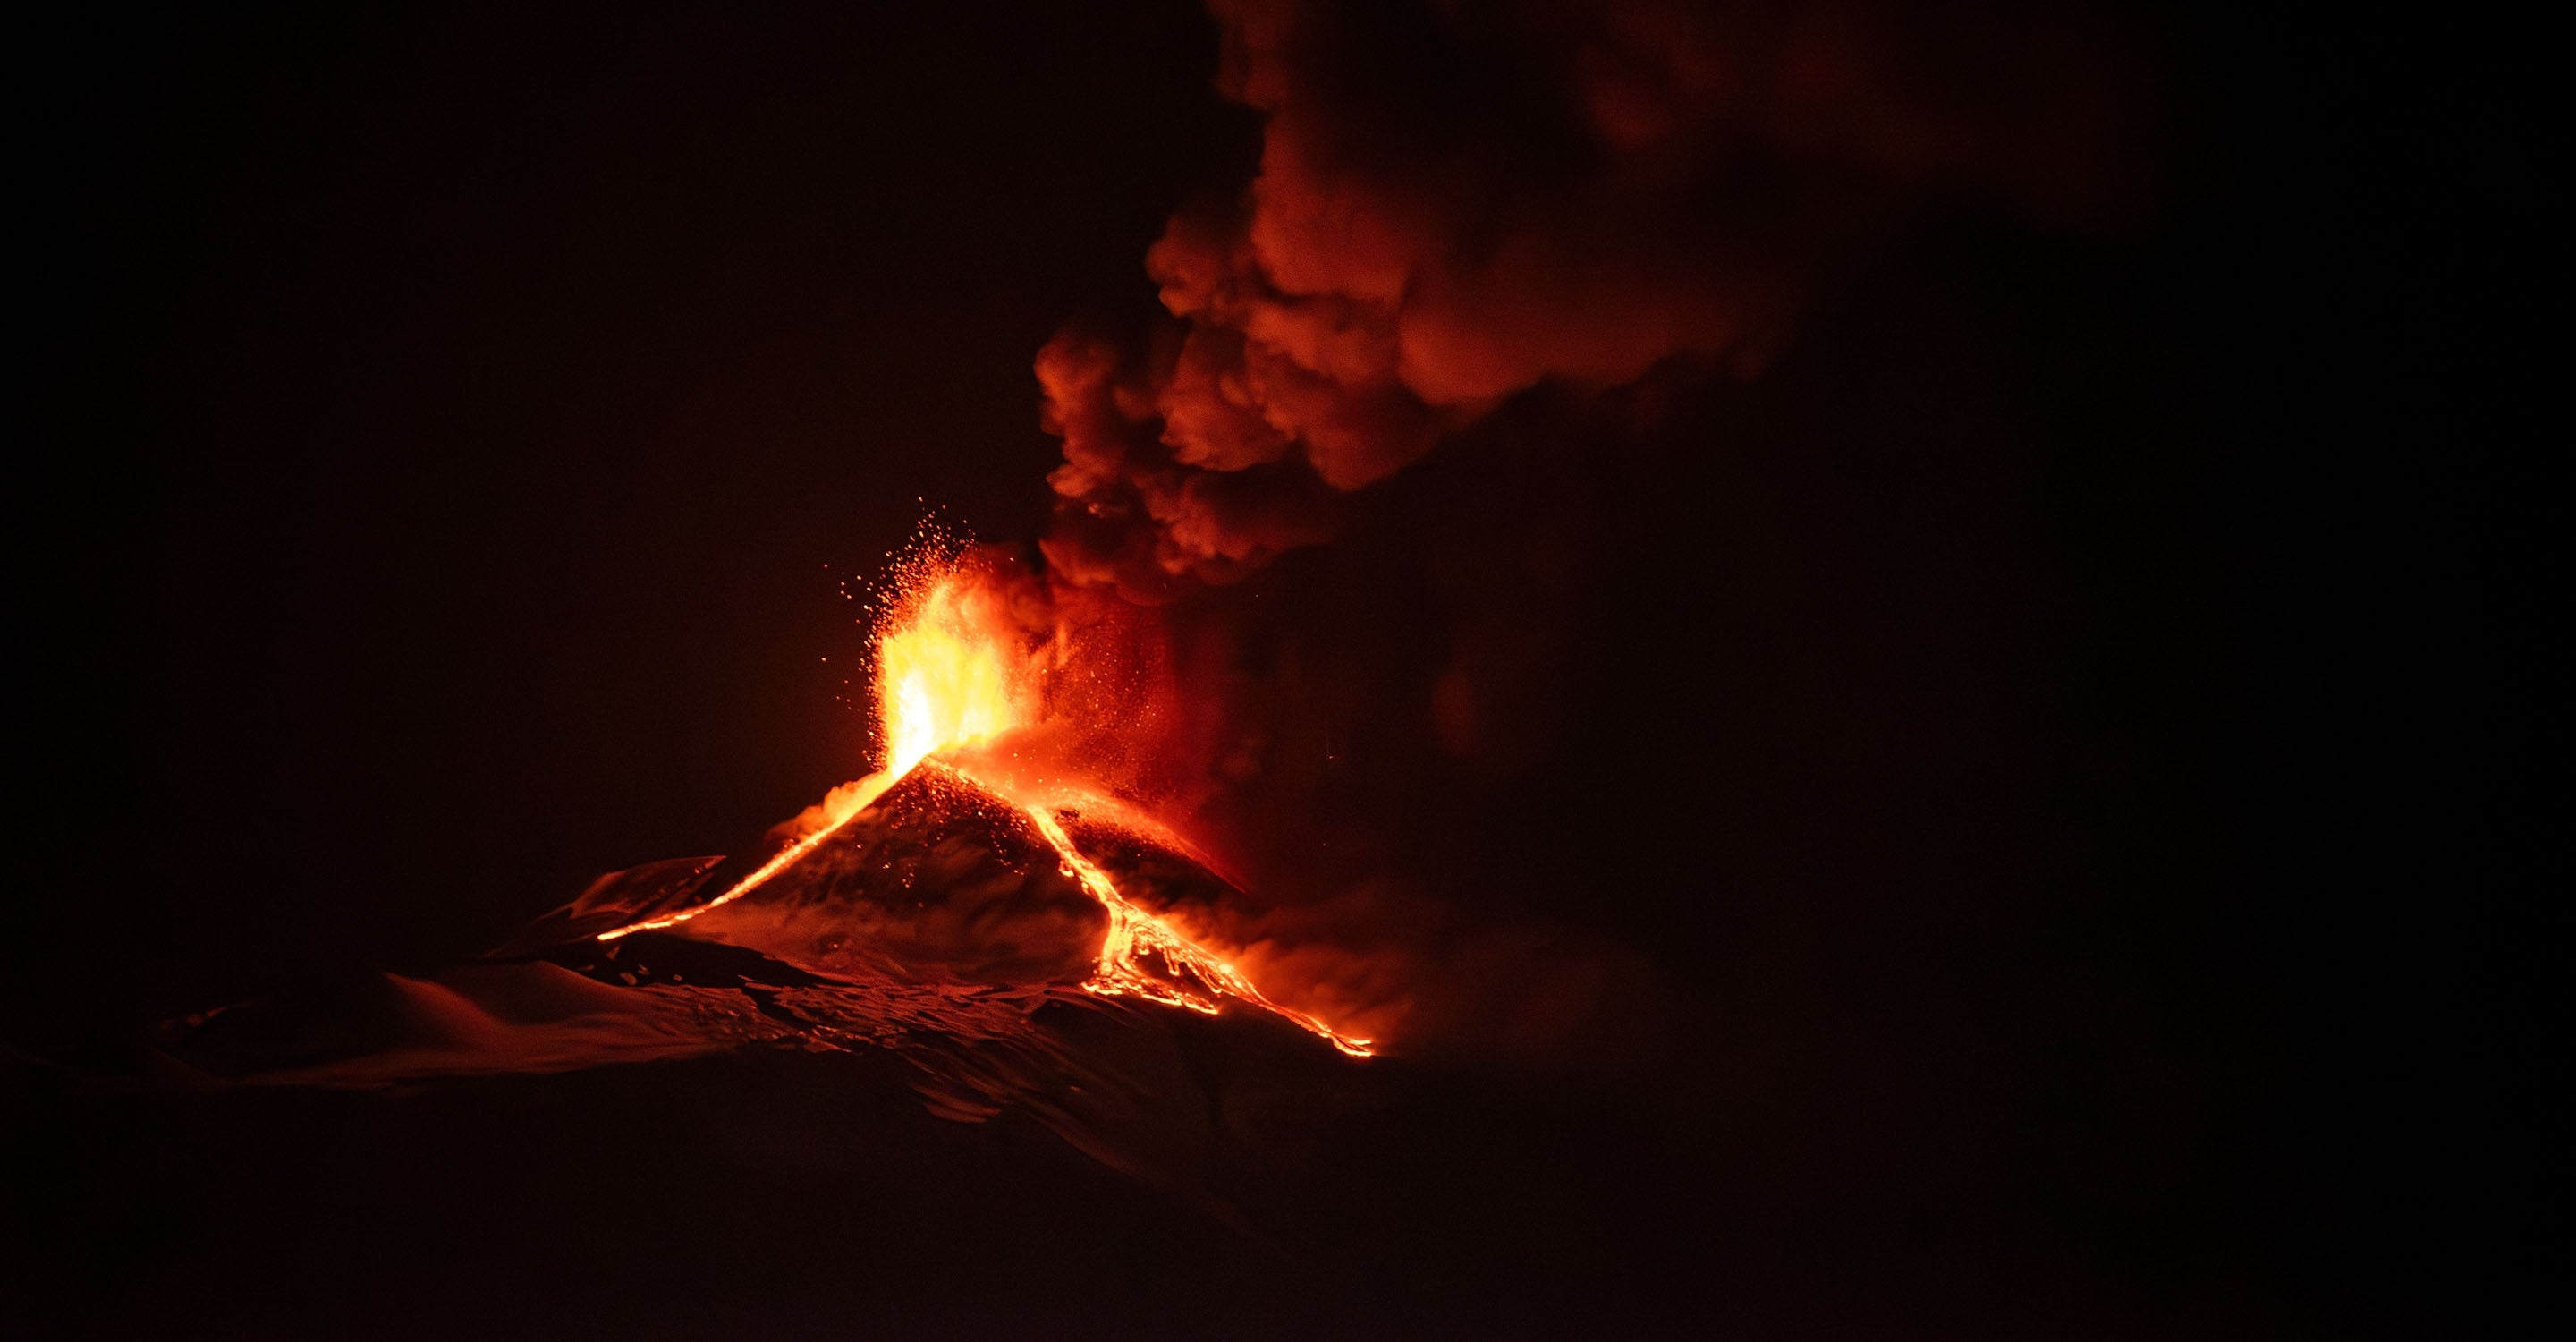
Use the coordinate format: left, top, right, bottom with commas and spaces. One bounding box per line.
1038, 0, 2153, 599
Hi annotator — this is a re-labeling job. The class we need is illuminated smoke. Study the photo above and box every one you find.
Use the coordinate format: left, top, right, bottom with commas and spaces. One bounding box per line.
1040, 0, 2151, 595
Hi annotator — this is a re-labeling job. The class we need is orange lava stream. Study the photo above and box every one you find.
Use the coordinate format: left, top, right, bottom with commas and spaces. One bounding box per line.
1016, 801, 1373, 1057
594, 774, 894, 943
594, 553, 1370, 1057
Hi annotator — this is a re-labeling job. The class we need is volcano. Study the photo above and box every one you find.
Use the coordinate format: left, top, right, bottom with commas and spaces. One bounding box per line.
165, 759, 1365, 1191
157, 543, 1373, 1206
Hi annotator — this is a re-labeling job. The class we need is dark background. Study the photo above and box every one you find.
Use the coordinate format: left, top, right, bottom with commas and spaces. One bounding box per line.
12, 2, 2550, 1338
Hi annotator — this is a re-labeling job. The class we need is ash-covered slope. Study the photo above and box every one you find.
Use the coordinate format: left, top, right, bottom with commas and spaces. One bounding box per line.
157, 760, 1348, 1191
677, 761, 1107, 987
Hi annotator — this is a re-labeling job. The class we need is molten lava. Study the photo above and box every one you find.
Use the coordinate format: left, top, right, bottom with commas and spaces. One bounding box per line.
598, 549, 1371, 1058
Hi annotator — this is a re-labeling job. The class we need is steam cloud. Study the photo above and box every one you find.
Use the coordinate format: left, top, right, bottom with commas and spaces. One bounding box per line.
1038, 0, 2151, 597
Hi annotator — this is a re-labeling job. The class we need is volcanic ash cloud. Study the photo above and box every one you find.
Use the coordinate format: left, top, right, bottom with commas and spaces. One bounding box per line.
1039, 0, 2156, 596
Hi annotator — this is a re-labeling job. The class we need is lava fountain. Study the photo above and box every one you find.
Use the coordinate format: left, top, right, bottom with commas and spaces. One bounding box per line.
596, 545, 1372, 1058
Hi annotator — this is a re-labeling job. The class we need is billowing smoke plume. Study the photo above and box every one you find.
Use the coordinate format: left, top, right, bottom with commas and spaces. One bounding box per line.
1039, 0, 2150, 597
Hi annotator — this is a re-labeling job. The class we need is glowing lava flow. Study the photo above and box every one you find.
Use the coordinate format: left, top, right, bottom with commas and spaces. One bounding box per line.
1017, 803, 1372, 1057
590, 772, 892, 942
598, 555, 1370, 1057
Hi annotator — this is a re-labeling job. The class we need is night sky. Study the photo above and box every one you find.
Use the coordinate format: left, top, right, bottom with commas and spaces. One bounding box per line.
13, 3, 2548, 1338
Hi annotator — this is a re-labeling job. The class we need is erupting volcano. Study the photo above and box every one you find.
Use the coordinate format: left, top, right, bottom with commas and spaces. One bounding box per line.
163, 539, 1370, 1114
596, 542, 1371, 1057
